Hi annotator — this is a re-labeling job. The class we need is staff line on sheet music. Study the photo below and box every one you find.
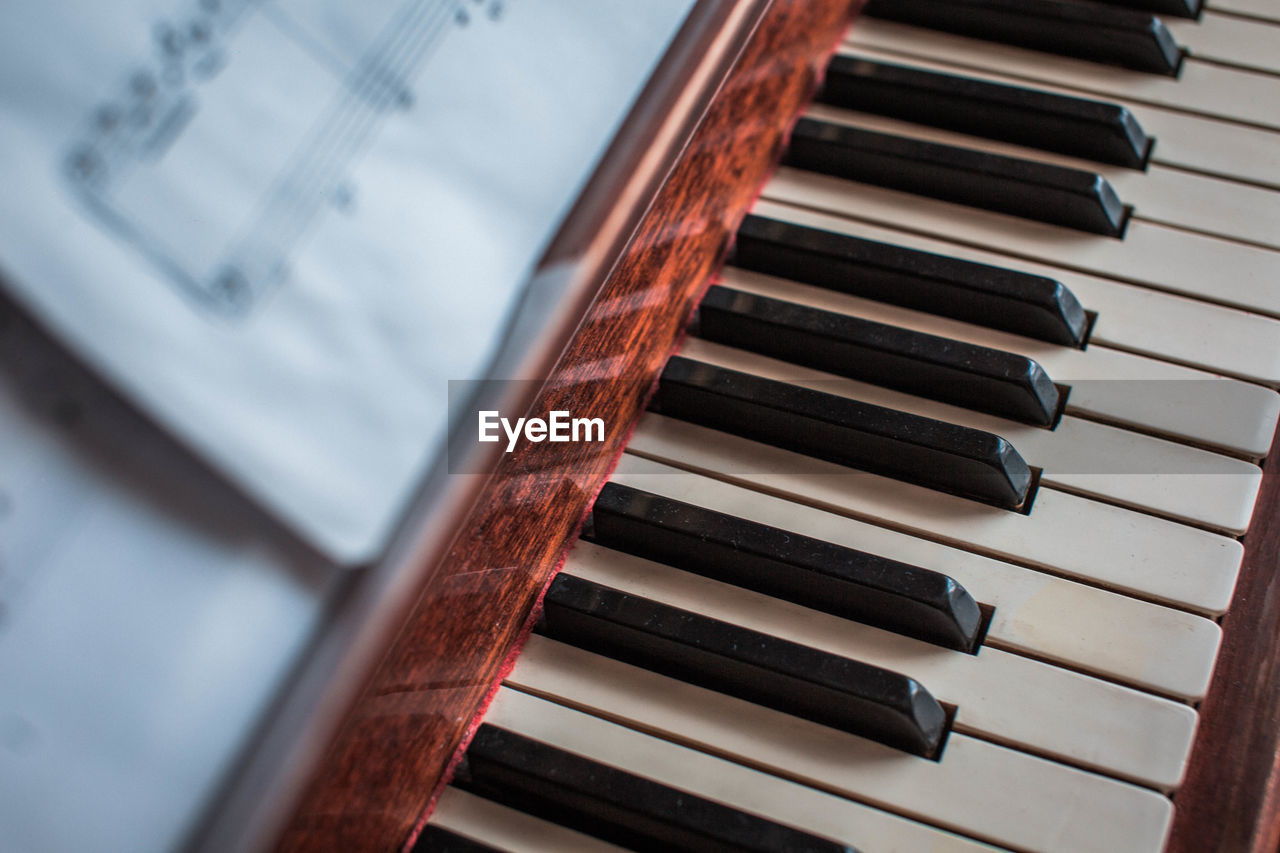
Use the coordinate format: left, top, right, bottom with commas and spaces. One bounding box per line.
224, 0, 460, 306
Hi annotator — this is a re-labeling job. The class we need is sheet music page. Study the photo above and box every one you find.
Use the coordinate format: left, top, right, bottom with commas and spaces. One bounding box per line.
0, 315, 340, 852
0, 0, 694, 563
0, 2, 695, 848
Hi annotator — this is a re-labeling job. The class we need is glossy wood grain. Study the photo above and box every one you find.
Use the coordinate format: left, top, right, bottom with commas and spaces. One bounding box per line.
275, 3, 858, 850
1167, 414, 1280, 853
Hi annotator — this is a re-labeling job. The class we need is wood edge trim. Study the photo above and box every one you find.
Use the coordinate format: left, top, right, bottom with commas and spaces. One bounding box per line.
1168, 416, 1280, 853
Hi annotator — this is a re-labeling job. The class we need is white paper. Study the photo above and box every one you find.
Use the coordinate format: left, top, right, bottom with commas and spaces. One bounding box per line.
0, 0, 694, 563
0, 348, 338, 853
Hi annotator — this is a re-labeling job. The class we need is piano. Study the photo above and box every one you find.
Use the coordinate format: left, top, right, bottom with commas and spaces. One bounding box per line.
6, 0, 1280, 850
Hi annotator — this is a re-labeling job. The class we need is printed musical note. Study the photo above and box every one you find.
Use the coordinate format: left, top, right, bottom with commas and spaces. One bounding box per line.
64, 0, 512, 318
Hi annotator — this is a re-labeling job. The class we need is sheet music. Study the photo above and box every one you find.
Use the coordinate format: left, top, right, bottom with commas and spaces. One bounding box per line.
0, 1, 695, 848
0, 0, 694, 563
0, 316, 339, 852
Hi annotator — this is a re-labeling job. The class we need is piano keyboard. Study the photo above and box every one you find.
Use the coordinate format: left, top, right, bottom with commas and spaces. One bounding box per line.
420, 3, 1280, 851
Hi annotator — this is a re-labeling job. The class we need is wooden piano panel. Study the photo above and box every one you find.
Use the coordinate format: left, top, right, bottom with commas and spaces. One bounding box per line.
276, 2, 859, 850
1168, 415, 1280, 853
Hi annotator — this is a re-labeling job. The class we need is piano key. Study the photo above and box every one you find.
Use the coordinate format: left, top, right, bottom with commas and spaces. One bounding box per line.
540, 573, 948, 758
698, 284, 1061, 426
624, 415, 1242, 615
1164, 11, 1280, 77
610, 454, 1221, 701
752, 198, 1280, 388
681, 336, 1262, 535
783, 118, 1130, 236
818, 54, 1152, 168
862, 0, 1184, 75
805, 111, 1280, 259
505, 640, 1174, 853
731, 213, 1089, 347
844, 17, 1280, 132
482, 688, 1003, 853
803, 103, 1280, 253
423, 788, 627, 853
1209, 0, 1280, 24
720, 258, 1280, 460
588, 481, 985, 651
764, 166, 1280, 323
455, 723, 857, 852
652, 356, 1033, 509
566, 541, 1198, 791
836, 45, 1280, 192
1091, 0, 1201, 17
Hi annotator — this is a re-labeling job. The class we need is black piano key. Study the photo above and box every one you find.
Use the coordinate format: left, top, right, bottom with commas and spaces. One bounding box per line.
589, 481, 984, 652
699, 285, 1061, 426
652, 356, 1033, 510
731, 214, 1088, 347
863, 0, 1184, 76
412, 826, 500, 853
1089, 0, 1201, 19
819, 55, 1152, 169
457, 724, 858, 852
784, 118, 1129, 237
540, 574, 948, 758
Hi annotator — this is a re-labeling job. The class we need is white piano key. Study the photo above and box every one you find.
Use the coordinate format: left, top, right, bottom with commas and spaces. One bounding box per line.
680, 337, 1262, 535
1136, 107, 1280, 192
609, 454, 1222, 701
751, 198, 1280, 387
505, 639, 1174, 853
428, 787, 628, 853
836, 45, 1280, 192
803, 104, 1280, 253
765, 167, 1280, 324
720, 260, 1280, 460
566, 541, 1197, 791
844, 17, 1280, 132
482, 687, 1004, 853
1165, 11, 1280, 77
625, 415, 1242, 615
1208, 0, 1280, 24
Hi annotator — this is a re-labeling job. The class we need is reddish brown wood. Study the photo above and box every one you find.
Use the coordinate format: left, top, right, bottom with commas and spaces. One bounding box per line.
275, 3, 857, 850
1168, 417, 1280, 853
